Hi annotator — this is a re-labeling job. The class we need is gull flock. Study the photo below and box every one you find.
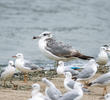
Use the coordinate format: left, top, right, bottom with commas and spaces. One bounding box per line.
0, 31, 110, 100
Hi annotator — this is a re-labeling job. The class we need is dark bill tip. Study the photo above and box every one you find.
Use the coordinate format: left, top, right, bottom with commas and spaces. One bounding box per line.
12, 56, 16, 58
33, 36, 37, 39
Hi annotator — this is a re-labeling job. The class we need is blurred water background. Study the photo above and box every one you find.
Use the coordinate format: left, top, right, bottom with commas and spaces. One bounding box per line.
0, 0, 110, 68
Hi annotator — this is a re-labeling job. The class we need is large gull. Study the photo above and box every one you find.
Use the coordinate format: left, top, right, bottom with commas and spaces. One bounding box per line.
29, 83, 50, 100
58, 81, 83, 100
88, 72, 110, 96
57, 61, 79, 76
42, 78, 62, 100
33, 31, 94, 63
0, 61, 16, 87
13, 53, 42, 82
73, 59, 98, 84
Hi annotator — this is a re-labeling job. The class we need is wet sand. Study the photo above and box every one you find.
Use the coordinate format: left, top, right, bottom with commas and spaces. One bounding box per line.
0, 73, 109, 100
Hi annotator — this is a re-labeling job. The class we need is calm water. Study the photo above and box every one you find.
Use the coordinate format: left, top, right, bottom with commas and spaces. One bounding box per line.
0, 0, 110, 67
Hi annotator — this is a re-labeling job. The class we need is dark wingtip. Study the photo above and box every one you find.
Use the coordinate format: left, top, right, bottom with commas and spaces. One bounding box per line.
72, 77, 77, 81
79, 55, 94, 60
87, 82, 92, 86
103, 44, 109, 47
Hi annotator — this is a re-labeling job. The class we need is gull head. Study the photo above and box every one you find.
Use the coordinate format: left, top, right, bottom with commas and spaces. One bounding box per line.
88, 59, 99, 67
42, 78, 47, 83
33, 31, 52, 39
12, 53, 24, 59
58, 61, 64, 66
104, 93, 110, 100
100, 47, 107, 52
32, 83, 40, 91
8, 61, 14, 66
89, 59, 96, 63
64, 72, 72, 79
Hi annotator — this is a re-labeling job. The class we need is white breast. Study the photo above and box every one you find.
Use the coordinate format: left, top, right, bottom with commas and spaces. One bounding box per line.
97, 51, 108, 65
1, 66, 15, 79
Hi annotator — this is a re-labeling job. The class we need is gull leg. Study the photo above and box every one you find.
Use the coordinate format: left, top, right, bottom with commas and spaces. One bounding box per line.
103, 87, 107, 96
3, 80, 6, 87
24, 73, 28, 83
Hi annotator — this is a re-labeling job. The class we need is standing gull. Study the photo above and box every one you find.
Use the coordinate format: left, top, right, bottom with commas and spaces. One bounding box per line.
73, 59, 98, 84
64, 72, 90, 93
57, 61, 79, 76
88, 72, 110, 96
58, 82, 83, 100
42, 78, 62, 100
96, 47, 108, 67
33, 31, 94, 63
13, 53, 41, 82
29, 83, 50, 100
0, 61, 16, 87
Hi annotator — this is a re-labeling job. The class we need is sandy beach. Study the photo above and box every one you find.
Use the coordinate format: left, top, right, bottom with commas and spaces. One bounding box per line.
0, 73, 110, 100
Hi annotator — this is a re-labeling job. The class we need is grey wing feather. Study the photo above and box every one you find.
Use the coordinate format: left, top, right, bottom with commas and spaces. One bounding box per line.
93, 72, 110, 84
0, 67, 6, 77
77, 67, 94, 79
64, 69, 79, 76
47, 87, 62, 100
24, 60, 38, 70
45, 38, 79, 58
66, 80, 75, 89
58, 90, 79, 100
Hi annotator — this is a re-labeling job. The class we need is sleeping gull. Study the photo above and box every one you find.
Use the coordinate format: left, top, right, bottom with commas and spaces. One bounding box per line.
0, 61, 16, 87
88, 72, 110, 96
42, 78, 62, 100
64, 72, 90, 93
29, 83, 50, 100
73, 59, 98, 84
57, 61, 79, 76
104, 93, 110, 100
58, 81, 83, 100
12, 53, 41, 82
33, 31, 94, 63
96, 47, 108, 67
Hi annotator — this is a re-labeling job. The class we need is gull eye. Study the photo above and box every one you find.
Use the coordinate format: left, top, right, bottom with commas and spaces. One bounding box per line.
43, 34, 47, 36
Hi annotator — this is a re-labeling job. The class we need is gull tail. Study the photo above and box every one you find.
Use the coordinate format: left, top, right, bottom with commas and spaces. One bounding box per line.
72, 77, 77, 81
87, 82, 93, 86
78, 54, 94, 60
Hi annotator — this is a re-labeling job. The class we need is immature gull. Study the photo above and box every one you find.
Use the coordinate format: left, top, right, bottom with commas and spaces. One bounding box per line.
96, 47, 108, 67
73, 59, 98, 84
104, 93, 110, 100
88, 72, 110, 96
57, 61, 79, 76
42, 78, 62, 100
0, 61, 16, 87
33, 31, 94, 62
29, 83, 50, 100
58, 81, 83, 100
13, 53, 41, 82
64, 72, 90, 93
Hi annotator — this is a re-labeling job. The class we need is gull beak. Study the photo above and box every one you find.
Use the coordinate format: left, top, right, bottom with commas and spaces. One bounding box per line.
33, 36, 41, 39
12, 56, 17, 58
